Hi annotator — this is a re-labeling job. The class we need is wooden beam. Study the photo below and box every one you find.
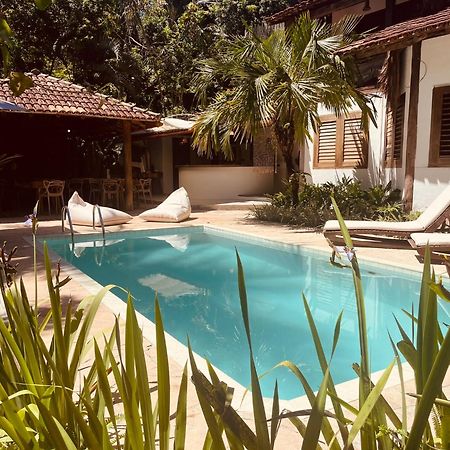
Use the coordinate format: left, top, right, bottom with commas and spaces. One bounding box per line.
123, 120, 134, 210
385, 0, 394, 26
404, 42, 422, 212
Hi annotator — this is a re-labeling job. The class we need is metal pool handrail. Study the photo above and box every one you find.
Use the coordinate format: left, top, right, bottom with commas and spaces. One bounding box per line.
92, 204, 106, 242
61, 206, 75, 249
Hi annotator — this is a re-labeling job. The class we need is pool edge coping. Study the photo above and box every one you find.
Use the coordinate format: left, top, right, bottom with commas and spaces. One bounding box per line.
34, 225, 418, 413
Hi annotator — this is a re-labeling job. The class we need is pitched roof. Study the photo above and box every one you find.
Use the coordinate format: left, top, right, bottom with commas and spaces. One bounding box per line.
0, 72, 160, 124
266, 0, 335, 24
133, 117, 195, 139
338, 7, 450, 57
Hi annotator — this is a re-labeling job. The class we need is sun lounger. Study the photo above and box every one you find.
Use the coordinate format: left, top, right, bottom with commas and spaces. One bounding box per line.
409, 232, 450, 276
324, 184, 450, 247
409, 232, 450, 256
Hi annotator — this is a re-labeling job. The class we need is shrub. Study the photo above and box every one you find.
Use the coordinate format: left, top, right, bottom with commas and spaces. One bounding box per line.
0, 243, 188, 449
253, 175, 410, 227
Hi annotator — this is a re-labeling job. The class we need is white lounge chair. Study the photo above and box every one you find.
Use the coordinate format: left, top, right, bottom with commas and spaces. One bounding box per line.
67, 192, 132, 227
410, 232, 450, 276
324, 184, 450, 247
139, 187, 191, 223
409, 232, 450, 256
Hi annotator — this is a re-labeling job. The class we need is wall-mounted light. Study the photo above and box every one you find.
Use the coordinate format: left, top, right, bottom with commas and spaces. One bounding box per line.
363, 0, 371, 11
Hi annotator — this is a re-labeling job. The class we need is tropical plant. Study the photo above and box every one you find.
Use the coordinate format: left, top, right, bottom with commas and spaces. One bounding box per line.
188, 201, 450, 449
192, 13, 374, 204
0, 242, 189, 449
2, 0, 294, 112
1, 200, 449, 449
253, 175, 406, 227
0, 0, 48, 95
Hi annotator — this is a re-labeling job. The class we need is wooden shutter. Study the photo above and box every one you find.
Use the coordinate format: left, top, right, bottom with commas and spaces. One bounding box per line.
429, 85, 450, 167
385, 93, 405, 167
314, 112, 368, 169
314, 117, 337, 168
341, 116, 368, 168
393, 94, 405, 161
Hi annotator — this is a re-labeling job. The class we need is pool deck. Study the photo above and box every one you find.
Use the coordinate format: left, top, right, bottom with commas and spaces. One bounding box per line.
0, 208, 448, 448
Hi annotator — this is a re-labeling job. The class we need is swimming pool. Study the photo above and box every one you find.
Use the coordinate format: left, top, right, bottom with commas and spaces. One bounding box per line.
45, 226, 449, 400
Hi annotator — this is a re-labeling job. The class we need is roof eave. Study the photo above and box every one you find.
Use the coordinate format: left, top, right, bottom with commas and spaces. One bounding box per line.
0, 108, 160, 125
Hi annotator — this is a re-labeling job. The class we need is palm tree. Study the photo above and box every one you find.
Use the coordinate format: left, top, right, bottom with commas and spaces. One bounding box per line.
192, 13, 374, 202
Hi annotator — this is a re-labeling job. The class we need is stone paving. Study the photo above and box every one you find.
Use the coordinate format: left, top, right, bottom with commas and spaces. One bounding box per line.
0, 208, 448, 449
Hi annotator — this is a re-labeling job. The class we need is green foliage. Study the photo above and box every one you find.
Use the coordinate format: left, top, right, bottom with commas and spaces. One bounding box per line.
1, 0, 295, 112
253, 176, 409, 227
192, 13, 374, 175
0, 242, 188, 449
1, 203, 449, 449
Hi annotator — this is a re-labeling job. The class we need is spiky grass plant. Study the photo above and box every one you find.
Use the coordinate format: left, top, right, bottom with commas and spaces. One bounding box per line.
1, 201, 449, 448
188, 200, 450, 449
0, 243, 189, 449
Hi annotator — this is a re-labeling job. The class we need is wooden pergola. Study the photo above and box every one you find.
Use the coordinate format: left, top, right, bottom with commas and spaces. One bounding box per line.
0, 72, 161, 210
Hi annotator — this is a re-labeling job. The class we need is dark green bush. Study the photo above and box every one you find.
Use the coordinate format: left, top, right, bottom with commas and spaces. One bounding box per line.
253, 175, 412, 228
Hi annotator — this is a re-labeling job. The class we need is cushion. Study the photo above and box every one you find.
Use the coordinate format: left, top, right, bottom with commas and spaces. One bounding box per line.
68, 192, 132, 226
139, 187, 191, 223
410, 232, 450, 248
415, 184, 450, 228
323, 219, 425, 233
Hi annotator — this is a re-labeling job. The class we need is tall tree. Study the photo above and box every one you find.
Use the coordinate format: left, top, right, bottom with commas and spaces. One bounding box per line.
192, 14, 374, 194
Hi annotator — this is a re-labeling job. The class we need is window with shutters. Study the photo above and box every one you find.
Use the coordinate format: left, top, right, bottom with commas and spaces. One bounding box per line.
314, 112, 368, 169
385, 94, 405, 167
429, 86, 450, 167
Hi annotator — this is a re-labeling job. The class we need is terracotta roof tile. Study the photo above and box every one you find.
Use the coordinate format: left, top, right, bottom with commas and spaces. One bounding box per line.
0, 73, 159, 124
266, 0, 333, 24
338, 7, 450, 57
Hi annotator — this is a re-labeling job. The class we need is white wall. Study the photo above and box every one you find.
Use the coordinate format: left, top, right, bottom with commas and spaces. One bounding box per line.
332, 0, 386, 22
304, 34, 450, 211
303, 95, 387, 188
408, 34, 450, 210
179, 166, 274, 203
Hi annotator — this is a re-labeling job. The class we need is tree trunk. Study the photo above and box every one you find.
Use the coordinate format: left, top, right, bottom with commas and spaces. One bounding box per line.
275, 127, 299, 206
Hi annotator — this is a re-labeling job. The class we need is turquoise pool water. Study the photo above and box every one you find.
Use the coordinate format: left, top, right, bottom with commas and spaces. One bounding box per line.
45, 227, 450, 400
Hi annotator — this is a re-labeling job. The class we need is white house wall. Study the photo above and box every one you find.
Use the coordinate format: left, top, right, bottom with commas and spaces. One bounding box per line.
303, 95, 387, 188
304, 33, 450, 212
406, 34, 450, 210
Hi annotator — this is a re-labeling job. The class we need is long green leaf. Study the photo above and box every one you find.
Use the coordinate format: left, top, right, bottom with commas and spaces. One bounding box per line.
174, 363, 188, 450
303, 295, 348, 450
406, 321, 450, 449
346, 359, 395, 447
270, 381, 280, 449
301, 368, 330, 450
331, 199, 374, 450
236, 251, 270, 450
155, 296, 171, 450
188, 339, 227, 450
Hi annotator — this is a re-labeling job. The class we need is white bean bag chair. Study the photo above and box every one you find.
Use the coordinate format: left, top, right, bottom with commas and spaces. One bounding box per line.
139, 187, 191, 223
68, 192, 132, 226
